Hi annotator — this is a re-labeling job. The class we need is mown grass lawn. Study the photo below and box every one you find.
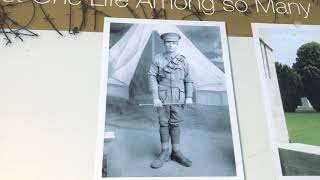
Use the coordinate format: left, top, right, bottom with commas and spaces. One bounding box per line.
285, 113, 320, 146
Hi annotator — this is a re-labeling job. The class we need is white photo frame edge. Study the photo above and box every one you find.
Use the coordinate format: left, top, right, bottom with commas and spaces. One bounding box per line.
95, 17, 245, 180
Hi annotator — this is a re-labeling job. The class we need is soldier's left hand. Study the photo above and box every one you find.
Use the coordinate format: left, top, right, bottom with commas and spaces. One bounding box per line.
185, 98, 193, 105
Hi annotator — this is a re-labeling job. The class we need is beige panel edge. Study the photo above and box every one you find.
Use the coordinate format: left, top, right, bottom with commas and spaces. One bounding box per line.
0, 31, 103, 180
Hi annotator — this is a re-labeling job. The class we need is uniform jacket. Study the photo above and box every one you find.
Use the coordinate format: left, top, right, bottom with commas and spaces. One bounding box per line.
148, 53, 193, 104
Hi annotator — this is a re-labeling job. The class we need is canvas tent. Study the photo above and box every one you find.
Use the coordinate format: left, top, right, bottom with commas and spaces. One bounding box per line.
107, 24, 227, 106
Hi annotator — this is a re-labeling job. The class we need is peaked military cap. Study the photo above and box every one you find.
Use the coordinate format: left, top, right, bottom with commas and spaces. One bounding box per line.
160, 32, 181, 42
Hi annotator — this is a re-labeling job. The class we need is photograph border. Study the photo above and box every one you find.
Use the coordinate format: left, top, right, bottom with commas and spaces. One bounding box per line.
95, 17, 245, 180
251, 23, 320, 180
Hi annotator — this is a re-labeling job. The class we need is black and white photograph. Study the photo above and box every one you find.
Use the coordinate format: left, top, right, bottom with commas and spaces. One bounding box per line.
252, 24, 320, 177
99, 18, 244, 179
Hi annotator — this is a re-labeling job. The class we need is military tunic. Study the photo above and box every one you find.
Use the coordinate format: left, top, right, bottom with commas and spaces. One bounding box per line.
148, 53, 193, 127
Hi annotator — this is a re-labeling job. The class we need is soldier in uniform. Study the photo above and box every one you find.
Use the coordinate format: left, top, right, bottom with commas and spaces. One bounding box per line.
148, 32, 194, 169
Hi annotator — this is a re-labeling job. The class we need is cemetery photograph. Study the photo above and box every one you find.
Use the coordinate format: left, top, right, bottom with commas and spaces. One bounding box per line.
262, 27, 320, 146
252, 24, 320, 176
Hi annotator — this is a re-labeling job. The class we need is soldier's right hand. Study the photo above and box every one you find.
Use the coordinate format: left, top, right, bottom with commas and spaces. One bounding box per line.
153, 99, 163, 107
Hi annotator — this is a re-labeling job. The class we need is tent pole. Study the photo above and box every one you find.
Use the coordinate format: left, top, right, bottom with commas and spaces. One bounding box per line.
152, 31, 155, 59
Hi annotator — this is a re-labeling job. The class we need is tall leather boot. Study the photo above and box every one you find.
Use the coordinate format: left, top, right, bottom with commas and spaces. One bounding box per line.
170, 125, 192, 167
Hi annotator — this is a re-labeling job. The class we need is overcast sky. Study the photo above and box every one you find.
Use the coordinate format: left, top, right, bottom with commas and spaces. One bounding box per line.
266, 28, 320, 67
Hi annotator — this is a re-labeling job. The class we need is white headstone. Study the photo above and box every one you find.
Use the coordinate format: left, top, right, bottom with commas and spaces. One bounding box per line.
296, 97, 316, 112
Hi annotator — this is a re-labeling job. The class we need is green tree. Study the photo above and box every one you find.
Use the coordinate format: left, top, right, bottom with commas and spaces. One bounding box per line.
293, 42, 320, 111
276, 62, 303, 112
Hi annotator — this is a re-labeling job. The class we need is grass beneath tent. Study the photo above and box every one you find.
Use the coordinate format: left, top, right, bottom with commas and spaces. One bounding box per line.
285, 113, 320, 146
